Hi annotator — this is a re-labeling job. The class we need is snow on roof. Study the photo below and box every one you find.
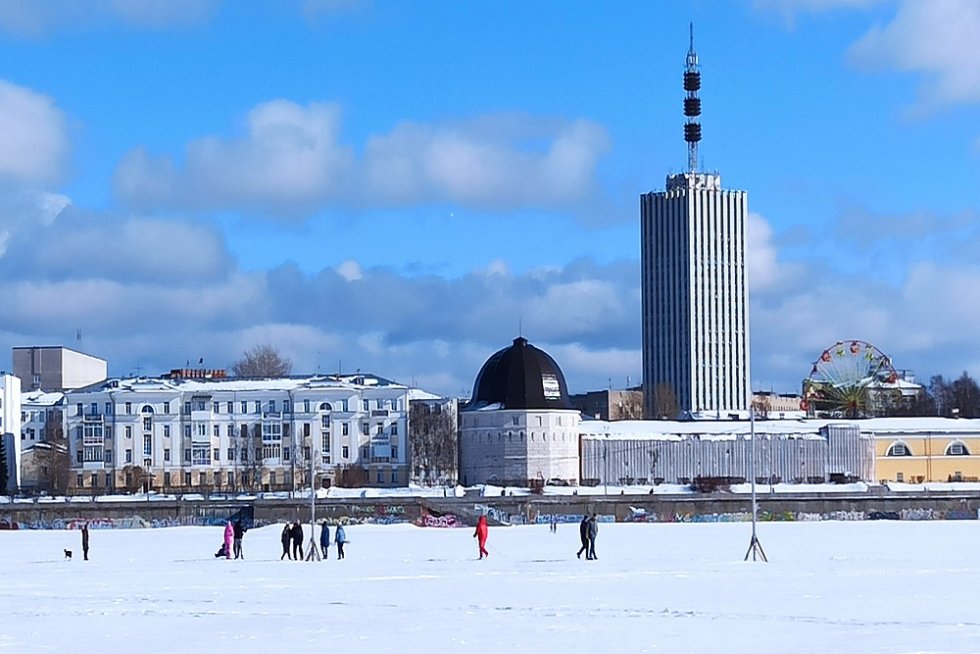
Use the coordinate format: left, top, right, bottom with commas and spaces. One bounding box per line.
76, 372, 417, 395
21, 390, 65, 406
579, 416, 980, 440
580, 418, 832, 441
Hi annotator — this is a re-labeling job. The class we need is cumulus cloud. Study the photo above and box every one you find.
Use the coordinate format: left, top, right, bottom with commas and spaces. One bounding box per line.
848, 0, 980, 111
0, 80, 69, 185
362, 115, 610, 210
115, 103, 611, 217
0, 0, 220, 37
116, 101, 353, 216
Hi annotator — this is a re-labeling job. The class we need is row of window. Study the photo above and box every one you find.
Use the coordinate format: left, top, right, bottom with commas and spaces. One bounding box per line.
469, 431, 571, 443
886, 441, 971, 457
74, 442, 400, 466
74, 398, 400, 418
74, 463, 403, 488
464, 415, 569, 428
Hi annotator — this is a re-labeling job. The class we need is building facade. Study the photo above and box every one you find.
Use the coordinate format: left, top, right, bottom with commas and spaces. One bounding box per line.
1, 373, 22, 492
13, 346, 107, 391
867, 417, 980, 483
62, 373, 425, 494
640, 33, 750, 419
579, 419, 874, 486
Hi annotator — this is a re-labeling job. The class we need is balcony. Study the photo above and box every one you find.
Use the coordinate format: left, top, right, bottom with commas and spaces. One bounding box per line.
371, 409, 390, 418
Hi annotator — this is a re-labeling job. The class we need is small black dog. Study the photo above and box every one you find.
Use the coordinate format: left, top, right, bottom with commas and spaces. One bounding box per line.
64, 549, 73, 560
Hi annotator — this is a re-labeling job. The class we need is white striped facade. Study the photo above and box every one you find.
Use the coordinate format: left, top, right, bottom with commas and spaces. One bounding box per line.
640, 172, 750, 417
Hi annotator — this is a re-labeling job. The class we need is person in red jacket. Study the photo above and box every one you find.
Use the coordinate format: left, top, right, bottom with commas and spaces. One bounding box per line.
473, 515, 489, 559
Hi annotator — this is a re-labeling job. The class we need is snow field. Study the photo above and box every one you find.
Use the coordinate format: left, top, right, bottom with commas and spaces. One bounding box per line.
1, 521, 979, 653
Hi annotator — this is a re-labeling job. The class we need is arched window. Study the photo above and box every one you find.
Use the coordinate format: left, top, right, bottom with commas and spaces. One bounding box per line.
319, 402, 331, 412
945, 440, 971, 456
886, 441, 912, 457
141, 405, 154, 414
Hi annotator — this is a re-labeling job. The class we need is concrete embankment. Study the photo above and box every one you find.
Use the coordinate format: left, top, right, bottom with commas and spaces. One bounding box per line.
2, 491, 979, 529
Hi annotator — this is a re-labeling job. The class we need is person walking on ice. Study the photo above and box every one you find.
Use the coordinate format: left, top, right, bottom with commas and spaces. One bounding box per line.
223, 521, 234, 560
233, 519, 246, 559
81, 523, 90, 561
319, 521, 330, 559
587, 513, 598, 560
576, 514, 589, 559
290, 521, 304, 561
334, 524, 347, 559
280, 523, 292, 560
474, 515, 489, 559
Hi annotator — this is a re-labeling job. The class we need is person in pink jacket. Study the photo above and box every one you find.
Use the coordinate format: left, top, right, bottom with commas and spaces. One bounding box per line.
473, 515, 489, 559
223, 521, 234, 560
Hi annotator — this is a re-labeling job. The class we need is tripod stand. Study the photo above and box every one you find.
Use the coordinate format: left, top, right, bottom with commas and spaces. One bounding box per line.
305, 534, 321, 561
744, 532, 768, 562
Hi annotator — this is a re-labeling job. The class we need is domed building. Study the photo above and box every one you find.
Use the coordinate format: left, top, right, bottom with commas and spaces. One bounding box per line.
459, 337, 581, 486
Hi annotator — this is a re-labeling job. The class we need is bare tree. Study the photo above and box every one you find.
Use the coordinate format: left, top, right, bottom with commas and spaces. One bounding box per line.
408, 400, 458, 485
614, 391, 644, 420
751, 394, 772, 419
652, 383, 679, 420
231, 344, 292, 378
35, 409, 70, 494
121, 465, 148, 494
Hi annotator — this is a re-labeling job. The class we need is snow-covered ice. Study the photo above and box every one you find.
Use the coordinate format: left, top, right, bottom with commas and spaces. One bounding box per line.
2, 520, 979, 653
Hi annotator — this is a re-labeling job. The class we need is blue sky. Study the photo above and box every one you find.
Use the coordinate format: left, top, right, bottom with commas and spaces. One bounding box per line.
2, 0, 980, 398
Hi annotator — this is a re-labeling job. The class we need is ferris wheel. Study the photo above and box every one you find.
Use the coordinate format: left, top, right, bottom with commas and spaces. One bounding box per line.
802, 340, 898, 417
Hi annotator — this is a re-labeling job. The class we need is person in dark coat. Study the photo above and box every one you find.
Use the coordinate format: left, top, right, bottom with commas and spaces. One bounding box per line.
232, 519, 246, 559
81, 523, 90, 561
290, 521, 304, 561
576, 515, 589, 559
319, 521, 330, 559
587, 513, 599, 560
280, 523, 292, 560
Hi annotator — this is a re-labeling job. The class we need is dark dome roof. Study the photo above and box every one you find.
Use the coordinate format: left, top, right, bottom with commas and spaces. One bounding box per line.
467, 337, 572, 411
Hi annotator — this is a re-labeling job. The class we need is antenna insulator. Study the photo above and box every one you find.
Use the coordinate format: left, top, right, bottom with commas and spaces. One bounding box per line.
684, 122, 702, 143
684, 98, 701, 117
683, 71, 701, 91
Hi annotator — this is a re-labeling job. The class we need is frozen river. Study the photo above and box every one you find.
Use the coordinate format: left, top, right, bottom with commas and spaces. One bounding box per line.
2, 520, 978, 653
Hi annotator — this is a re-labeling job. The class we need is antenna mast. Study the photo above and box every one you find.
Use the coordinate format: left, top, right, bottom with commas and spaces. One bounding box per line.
683, 23, 702, 173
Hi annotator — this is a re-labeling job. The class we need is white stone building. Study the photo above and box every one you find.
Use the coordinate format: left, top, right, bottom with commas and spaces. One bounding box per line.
459, 337, 580, 486
63, 372, 432, 493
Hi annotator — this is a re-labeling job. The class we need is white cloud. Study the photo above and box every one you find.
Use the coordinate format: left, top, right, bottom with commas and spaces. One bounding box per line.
0, 81, 69, 185
115, 100, 353, 216
336, 260, 363, 282
362, 115, 609, 210
848, 0, 980, 111
0, 0, 220, 37
0, 190, 70, 257
746, 212, 782, 292
115, 104, 611, 217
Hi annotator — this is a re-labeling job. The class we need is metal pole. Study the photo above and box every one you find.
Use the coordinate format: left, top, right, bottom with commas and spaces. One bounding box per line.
743, 406, 767, 562
310, 436, 316, 541
750, 407, 758, 542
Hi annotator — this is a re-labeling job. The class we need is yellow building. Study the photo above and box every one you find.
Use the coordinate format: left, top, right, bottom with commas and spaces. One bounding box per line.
866, 417, 980, 483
